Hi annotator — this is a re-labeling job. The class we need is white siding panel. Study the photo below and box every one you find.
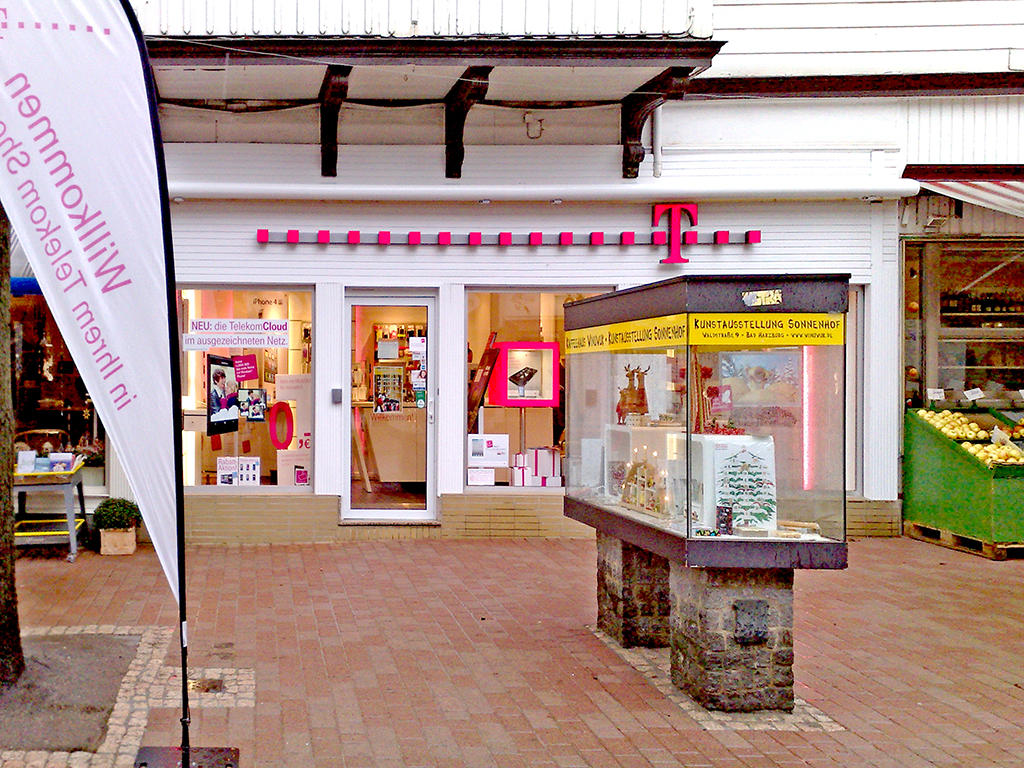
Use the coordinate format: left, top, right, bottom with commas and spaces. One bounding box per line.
132, 0, 710, 37
706, 0, 1024, 76
660, 99, 903, 153
164, 140, 910, 191
313, 283, 345, 496
436, 283, 467, 495
906, 97, 1024, 165
164, 143, 630, 185
659, 148, 878, 177
168, 199, 877, 288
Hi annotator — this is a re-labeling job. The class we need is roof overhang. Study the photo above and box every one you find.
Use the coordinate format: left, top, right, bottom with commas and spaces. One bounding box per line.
146, 35, 723, 179
145, 35, 723, 68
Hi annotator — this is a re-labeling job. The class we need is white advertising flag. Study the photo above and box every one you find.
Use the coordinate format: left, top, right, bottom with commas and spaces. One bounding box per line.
0, 2, 181, 599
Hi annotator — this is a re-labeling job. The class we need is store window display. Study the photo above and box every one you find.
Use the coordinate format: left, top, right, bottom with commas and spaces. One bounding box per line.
10, 293, 107, 485
563, 276, 849, 547
178, 288, 313, 488
465, 290, 600, 487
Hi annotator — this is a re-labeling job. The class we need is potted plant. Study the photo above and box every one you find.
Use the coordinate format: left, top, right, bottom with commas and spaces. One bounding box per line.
92, 498, 142, 555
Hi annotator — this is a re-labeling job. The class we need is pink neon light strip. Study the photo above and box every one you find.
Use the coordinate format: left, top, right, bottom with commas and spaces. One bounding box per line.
802, 346, 814, 491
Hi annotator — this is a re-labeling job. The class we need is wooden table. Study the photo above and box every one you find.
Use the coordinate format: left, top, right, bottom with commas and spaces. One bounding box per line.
13, 465, 87, 562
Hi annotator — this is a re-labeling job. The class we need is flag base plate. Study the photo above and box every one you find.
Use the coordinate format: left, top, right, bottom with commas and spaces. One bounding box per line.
134, 747, 239, 768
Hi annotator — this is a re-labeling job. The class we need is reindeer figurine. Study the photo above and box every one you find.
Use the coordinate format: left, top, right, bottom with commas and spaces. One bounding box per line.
615, 366, 638, 424
634, 366, 651, 416
615, 365, 651, 424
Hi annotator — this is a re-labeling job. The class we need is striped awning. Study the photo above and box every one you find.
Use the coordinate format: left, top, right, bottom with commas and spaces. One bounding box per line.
904, 166, 1024, 219
920, 180, 1024, 219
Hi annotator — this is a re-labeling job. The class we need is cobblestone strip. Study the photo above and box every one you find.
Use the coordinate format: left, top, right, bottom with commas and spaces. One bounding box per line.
591, 627, 845, 732
2, 627, 255, 768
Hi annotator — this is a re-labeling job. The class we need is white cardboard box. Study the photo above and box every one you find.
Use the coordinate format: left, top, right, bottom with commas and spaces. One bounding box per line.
528, 448, 561, 477
467, 467, 496, 486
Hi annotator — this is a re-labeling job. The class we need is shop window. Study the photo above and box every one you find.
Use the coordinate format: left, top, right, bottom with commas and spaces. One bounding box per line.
465, 290, 600, 488
178, 288, 313, 489
904, 239, 1024, 407
10, 294, 107, 486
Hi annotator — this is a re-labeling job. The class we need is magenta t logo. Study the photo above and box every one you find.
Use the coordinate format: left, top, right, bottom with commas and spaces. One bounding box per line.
653, 203, 698, 264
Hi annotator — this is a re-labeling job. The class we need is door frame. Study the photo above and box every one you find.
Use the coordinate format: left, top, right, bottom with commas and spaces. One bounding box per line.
342, 292, 437, 521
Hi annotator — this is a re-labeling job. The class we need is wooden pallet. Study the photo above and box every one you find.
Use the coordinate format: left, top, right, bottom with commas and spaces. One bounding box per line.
903, 521, 1024, 561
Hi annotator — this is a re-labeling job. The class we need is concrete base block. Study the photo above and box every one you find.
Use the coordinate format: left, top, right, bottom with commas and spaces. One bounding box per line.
670, 563, 795, 712
596, 532, 670, 647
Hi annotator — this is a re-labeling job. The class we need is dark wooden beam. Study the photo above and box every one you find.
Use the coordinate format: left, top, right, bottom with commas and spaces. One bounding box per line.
687, 72, 1024, 99
159, 97, 619, 112
444, 66, 492, 179
159, 97, 319, 112
904, 164, 1024, 181
145, 36, 722, 68
620, 67, 692, 179
319, 65, 352, 177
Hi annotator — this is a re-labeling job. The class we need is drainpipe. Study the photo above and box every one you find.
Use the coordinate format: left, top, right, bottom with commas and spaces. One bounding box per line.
652, 105, 663, 178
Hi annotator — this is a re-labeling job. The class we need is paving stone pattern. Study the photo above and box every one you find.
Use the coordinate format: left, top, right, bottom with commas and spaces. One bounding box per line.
592, 630, 840, 732
10, 538, 1024, 767
0, 626, 254, 768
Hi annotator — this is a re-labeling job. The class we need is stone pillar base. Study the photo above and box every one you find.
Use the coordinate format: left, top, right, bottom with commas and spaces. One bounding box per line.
670, 564, 794, 712
596, 532, 670, 647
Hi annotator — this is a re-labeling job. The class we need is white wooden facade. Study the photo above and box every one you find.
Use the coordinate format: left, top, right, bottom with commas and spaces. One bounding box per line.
122, 1, 1024, 514
131, 0, 713, 38
708, 0, 1024, 76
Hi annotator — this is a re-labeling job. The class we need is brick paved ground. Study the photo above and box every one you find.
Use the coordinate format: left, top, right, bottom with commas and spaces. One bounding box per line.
8, 537, 1024, 768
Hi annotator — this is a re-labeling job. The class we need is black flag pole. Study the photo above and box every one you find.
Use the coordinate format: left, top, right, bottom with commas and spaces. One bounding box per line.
116, 3, 238, 766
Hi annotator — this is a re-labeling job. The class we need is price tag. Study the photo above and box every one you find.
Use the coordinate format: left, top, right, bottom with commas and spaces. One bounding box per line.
926, 388, 946, 401
963, 387, 985, 401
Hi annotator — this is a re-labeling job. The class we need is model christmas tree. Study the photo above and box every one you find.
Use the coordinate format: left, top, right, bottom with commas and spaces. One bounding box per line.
714, 447, 777, 527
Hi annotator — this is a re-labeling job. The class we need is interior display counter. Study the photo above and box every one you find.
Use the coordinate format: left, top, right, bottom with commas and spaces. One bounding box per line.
903, 408, 1024, 559
358, 404, 427, 483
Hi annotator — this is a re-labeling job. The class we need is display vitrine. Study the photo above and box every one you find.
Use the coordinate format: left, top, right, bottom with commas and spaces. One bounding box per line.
563, 275, 849, 568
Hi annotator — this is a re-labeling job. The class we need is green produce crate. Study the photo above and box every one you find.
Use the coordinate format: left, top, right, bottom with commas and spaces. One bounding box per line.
903, 409, 1024, 559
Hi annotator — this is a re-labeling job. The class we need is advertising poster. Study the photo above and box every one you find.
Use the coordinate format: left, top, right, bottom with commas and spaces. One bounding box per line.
713, 439, 778, 529
237, 457, 261, 486
232, 353, 260, 382
216, 456, 239, 486
207, 354, 240, 435
373, 365, 404, 412
467, 434, 510, 468
239, 388, 267, 421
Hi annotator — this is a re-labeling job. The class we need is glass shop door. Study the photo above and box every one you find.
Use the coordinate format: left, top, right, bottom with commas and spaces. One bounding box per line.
345, 295, 436, 520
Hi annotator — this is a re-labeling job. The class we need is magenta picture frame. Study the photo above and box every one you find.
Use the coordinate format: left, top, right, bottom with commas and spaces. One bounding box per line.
487, 341, 560, 407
